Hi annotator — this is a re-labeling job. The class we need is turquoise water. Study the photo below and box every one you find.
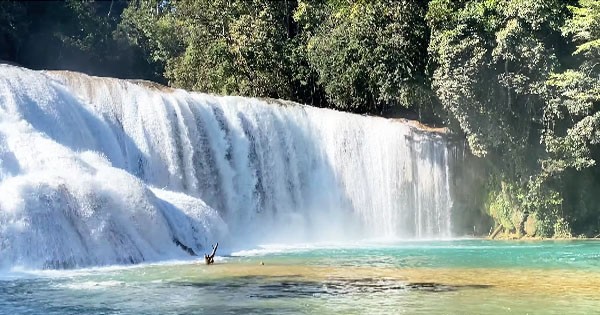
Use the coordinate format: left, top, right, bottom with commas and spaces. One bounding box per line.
235, 239, 600, 269
2, 240, 600, 314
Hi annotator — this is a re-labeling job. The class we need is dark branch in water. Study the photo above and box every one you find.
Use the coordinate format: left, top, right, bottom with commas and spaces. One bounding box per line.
205, 242, 218, 265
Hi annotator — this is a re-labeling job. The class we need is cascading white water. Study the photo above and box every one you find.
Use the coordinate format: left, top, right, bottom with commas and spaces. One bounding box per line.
0, 65, 452, 269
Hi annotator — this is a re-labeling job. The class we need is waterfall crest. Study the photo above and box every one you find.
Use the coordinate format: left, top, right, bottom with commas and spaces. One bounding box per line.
0, 65, 452, 269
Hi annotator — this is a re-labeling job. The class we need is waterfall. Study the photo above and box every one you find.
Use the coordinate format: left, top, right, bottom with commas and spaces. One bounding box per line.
0, 65, 453, 269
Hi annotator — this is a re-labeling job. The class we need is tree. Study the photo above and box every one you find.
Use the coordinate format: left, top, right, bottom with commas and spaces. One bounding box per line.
121, 0, 301, 99
305, 0, 430, 114
427, 0, 570, 236
0, 0, 157, 80
543, 0, 600, 236
544, 0, 600, 174
0, 1, 27, 62
428, 0, 565, 159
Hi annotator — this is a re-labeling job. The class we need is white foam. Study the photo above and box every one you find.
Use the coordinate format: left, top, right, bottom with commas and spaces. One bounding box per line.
55, 280, 126, 290
0, 65, 454, 269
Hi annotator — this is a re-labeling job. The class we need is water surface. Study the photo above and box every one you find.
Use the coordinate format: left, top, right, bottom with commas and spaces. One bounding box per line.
2, 240, 600, 314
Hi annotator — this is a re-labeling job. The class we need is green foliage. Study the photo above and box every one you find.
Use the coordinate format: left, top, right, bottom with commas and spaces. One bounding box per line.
565, 0, 600, 57
425, 0, 597, 238
486, 182, 519, 233
0, 1, 27, 61
544, 0, 600, 175
121, 0, 302, 100
534, 1, 600, 238
521, 176, 565, 237
485, 176, 566, 237
427, 0, 564, 160
305, 0, 429, 114
0, 0, 160, 80
118, 0, 434, 113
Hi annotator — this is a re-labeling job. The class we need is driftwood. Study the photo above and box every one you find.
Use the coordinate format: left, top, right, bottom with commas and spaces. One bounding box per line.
204, 242, 218, 265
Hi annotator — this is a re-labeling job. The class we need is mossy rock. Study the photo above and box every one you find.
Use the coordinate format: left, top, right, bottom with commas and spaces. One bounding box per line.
525, 215, 537, 236
511, 211, 523, 235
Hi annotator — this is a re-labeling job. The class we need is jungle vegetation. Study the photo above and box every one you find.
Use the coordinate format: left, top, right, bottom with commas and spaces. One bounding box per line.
1, 0, 599, 238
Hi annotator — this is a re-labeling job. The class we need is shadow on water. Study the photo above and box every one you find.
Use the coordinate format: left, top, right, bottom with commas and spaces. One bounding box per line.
174, 275, 493, 299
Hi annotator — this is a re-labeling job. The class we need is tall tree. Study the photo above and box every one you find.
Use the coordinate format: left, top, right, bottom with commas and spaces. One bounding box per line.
305, 0, 430, 114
